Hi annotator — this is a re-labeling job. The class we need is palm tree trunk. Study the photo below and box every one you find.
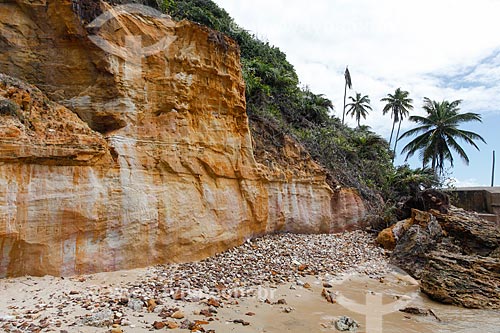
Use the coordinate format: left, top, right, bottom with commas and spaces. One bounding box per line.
432, 151, 437, 177
392, 120, 403, 158
342, 81, 347, 125
388, 120, 396, 148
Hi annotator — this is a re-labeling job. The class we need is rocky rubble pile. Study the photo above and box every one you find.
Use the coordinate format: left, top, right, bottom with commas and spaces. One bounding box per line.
157, 231, 388, 291
0, 231, 388, 332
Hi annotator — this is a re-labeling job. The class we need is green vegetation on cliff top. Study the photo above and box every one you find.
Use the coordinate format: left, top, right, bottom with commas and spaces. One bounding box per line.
158, 0, 440, 212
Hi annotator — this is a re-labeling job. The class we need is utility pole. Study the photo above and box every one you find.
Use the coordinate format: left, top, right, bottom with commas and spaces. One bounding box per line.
492, 150, 496, 187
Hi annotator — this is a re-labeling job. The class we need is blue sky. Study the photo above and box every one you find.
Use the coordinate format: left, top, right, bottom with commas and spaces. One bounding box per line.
214, 0, 500, 187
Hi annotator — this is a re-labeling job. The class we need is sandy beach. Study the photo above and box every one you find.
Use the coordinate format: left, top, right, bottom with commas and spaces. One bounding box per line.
1, 231, 499, 333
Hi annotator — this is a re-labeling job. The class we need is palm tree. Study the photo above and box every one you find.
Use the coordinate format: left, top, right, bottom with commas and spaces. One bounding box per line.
353, 129, 388, 160
301, 90, 333, 125
346, 92, 372, 127
400, 98, 486, 176
381, 88, 414, 153
342, 66, 352, 125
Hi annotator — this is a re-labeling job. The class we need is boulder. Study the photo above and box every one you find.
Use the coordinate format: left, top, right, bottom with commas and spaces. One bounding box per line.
389, 210, 443, 278
376, 218, 413, 250
434, 208, 500, 256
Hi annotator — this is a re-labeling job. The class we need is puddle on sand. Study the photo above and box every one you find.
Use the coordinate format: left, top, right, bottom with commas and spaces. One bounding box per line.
208, 269, 500, 333
315, 270, 500, 333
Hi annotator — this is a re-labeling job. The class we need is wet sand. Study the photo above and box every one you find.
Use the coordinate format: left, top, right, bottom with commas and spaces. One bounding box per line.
193, 270, 500, 333
1, 268, 499, 332
1, 232, 499, 332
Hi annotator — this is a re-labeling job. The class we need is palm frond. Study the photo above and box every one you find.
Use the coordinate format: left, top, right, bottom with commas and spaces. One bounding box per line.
344, 67, 352, 89
401, 97, 486, 175
445, 134, 470, 165
398, 125, 432, 140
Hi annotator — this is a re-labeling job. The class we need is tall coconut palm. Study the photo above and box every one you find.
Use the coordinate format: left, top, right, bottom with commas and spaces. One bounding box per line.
381, 88, 414, 153
400, 98, 486, 176
342, 66, 352, 125
346, 92, 372, 127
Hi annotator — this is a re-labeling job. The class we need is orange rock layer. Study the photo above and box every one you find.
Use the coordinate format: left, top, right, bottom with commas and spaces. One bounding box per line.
0, 0, 367, 277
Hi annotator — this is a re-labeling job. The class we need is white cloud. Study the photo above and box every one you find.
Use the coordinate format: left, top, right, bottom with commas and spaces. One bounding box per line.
214, 0, 500, 181
444, 177, 483, 188
215, 0, 500, 122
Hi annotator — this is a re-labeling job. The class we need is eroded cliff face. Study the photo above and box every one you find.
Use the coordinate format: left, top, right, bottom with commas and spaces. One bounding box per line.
0, 0, 366, 277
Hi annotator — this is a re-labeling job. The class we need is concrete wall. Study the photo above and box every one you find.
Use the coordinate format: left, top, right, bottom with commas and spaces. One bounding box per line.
448, 187, 500, 224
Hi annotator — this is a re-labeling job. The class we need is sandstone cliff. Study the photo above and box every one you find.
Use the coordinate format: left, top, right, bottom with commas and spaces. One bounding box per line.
0, 0, 367, 277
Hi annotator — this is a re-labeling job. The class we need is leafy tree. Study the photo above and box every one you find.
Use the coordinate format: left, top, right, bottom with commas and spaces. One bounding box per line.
346, 93, 372, 127
297, 123, 392, 202
400, 98, 486, 176
381, 88, 413, 154
299, 90, 333, 126
384, 165, 438, 200
352, 127, 387, 159
161, 0, 175, 12
372, 165, 439, 230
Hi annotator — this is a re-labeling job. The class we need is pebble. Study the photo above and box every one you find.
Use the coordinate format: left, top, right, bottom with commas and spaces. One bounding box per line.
233, 318, 250, 326
335, 316, 359, 331
152, 321, 165, 329
0, 231, 388, 332
81, 308, 114, 327
146, 299, 157, 312
165, 321, 179, 329
110, 323, 123, 333
207, 298, 221, 308
171, 310, 185, 319
127, 298, 144, 312
151, 231, 388, 293
121, 319, 131, 326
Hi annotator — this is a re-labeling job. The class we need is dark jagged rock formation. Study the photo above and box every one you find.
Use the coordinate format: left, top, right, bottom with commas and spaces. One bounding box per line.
390, 209, 444, 279
420, 251, 500, 309
379, 197, 500, 309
